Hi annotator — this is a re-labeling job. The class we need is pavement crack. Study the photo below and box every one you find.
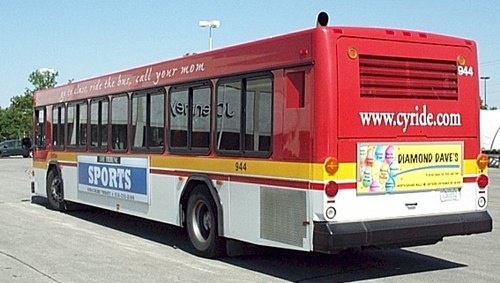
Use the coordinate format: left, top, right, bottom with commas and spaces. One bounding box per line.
0, 250, 62, 283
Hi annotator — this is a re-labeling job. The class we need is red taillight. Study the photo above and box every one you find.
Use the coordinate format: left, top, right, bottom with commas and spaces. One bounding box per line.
325, 181, 339, 197
477, 174, 489, 189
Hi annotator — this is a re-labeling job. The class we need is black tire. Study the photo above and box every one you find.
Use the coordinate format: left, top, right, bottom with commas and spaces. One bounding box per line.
46, 170, 66, 211
186, 185, 225, 258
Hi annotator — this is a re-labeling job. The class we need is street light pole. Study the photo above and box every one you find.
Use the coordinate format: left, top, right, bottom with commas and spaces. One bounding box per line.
199, 20, 221, 51
480, 76, 491, 108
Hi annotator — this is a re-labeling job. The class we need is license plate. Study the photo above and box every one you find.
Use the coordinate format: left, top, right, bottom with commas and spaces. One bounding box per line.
440, 188, 460, 202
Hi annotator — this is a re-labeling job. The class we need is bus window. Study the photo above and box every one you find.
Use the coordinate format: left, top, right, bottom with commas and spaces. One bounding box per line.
34, 107, 46, 148
169, 88, 189, 148
132, 87, 165, 151
149, 90, 165, 149
132, 93, 147, 148
216, 80, 241, 151
90, 98, 109, 150
52, 104, 65, 148
217, 74, 272, 156
169, 83, 211, 152
245, 77, 272, 152
67, 101, 87, 149
111, 94, 128, 150
192, 86, 210, 149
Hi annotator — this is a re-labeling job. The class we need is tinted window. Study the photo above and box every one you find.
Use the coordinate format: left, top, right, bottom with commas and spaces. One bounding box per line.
169, 88, 188, 148
67, 101, 87, 148
111, 95, 128, 150
34, 107, 46, 148
245, 77, 272, 152
169, 83, 211, 153
216, 74, 272, 156
52, 104, 65, 148
216, 81, 241, 151
132, 87, 165, 151
90, 98, 109, 150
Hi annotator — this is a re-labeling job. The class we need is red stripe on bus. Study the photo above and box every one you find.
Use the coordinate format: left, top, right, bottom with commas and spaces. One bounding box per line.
149, 168, 358, 191
59, 162, 76, 167
463, 176, 477, 183
59, 165, 478, 189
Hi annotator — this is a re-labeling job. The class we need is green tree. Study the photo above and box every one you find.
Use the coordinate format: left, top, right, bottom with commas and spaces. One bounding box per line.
0, 107, 8, 141
0, 69, 58, 140
28, 68, 58, 91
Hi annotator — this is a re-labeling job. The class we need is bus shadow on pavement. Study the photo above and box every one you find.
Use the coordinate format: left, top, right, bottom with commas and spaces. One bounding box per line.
31, 195, 196, 253
221, 247, 465, 282
30, 196, 465, 282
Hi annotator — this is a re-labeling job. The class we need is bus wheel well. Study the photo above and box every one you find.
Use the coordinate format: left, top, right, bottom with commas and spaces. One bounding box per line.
47, 164, 58, 177
182, 179, 226, 258
179, 178, 222, 234
46, 163, 66, 211
47, 163, 62, 181
180, 180, 211, 225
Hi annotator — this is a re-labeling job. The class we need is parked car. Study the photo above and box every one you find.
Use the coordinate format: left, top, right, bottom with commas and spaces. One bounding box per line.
0, 138, 31, 158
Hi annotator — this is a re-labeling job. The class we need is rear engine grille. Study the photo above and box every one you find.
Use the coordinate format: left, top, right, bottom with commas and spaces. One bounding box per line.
359, 55, 458, 100
260, 186, 306, 247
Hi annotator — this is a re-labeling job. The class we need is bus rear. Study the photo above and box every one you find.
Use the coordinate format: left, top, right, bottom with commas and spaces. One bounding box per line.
311, 18, 492, 252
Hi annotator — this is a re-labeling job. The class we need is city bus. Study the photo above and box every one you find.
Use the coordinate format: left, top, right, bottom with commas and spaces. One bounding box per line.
31, 12, 492, 258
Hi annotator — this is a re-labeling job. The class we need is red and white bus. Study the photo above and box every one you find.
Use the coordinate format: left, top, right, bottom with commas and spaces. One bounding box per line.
32, 12, 492, 258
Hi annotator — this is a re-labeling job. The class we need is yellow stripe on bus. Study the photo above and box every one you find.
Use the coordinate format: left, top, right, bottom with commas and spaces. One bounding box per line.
33, 152, 482, 182
464, 159, 485, 175
150, 155, 318, 181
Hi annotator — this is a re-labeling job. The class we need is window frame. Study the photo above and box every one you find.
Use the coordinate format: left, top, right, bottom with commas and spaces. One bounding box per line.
66, 100, 88, 151
111, 93, 130, 152
34, 107, 47, 149
215, 72, 273, 157
131, 87, 165, 153
89, 97, 110, 152
168, 81, 212, 155
51, 103, 66, 149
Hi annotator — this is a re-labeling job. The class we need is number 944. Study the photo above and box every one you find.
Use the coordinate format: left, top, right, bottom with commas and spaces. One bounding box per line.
457, 65, 473, 76
235, 162, 247, 172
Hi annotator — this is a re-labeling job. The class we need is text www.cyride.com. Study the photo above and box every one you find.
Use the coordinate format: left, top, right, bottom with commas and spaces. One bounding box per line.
359, 105, 462, 133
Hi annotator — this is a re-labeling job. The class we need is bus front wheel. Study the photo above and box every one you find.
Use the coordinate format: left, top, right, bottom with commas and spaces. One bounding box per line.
186, 186, 225, 258
46, 170, 66, 211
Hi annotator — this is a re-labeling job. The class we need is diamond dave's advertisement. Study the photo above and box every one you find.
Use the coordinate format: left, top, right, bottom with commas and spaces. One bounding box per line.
357, 143, 463, 194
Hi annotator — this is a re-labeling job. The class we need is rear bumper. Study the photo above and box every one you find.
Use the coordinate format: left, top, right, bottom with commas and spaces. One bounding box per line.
313, 211, 492, 253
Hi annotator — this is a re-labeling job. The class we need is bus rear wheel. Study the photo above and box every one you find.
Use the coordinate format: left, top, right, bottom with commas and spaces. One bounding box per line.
46, 170, 66, 211
186, 186, 225, 258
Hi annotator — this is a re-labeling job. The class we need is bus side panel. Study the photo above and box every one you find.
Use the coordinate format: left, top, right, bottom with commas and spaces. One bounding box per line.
32, 167, 48, 198
223, 181, 312, 252
57, 159, 182, 226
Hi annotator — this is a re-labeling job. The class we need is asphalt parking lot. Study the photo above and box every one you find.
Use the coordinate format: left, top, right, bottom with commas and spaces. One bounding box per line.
0, 157, 498, 282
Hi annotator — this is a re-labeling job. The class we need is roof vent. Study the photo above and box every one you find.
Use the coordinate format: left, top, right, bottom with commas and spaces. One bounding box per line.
316, 12, 329, 27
